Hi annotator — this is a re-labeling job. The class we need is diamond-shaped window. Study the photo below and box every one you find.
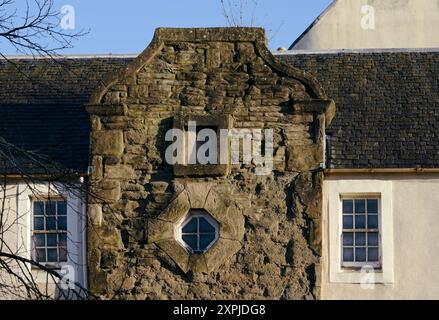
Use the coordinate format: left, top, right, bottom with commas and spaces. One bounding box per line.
176, 209, 219, 253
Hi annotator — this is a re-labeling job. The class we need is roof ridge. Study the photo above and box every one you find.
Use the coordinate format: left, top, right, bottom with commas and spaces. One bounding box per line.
0, 54, 139, 60
275, 48, 439, 55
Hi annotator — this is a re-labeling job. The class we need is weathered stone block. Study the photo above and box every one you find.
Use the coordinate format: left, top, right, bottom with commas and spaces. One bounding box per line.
155, 239, 190, 273
150, 181, 169, 193
185, 182, 213, 208
286, 145, 323, 171
206, 45, 221, 68
94, 180, 121, 202
159, 190, 191, 223
204, 239, 242, 272
105, 165, 136, 180
90, 225, 124, 251
91, 156, 103, 180
92, 130, 124, 156
89, 204, 103, 226
147, 218, 174, 243
125, 129, 147, 145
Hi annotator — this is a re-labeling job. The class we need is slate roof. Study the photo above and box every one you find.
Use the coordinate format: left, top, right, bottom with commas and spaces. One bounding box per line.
0, 57, 131, 174
1, 50, 438, 173
277, 50, 439, 169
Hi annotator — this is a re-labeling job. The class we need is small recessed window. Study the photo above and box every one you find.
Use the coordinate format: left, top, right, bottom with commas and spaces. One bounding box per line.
184, 125, 219, 165
176, 210, 219, 253
341, 197, 380, 269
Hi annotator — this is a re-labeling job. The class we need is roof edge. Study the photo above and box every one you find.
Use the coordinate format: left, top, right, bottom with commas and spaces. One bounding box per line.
0, 54, 138, 60
326, 168, 439, 174
276, 47, 439, 55
288, 0, 338, 50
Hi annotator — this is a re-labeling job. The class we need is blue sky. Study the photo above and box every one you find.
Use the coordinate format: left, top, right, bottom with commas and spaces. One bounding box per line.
4, 0, 333, 55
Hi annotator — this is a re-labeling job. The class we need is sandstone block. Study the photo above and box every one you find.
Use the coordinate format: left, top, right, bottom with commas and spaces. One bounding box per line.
92, 130, 124, 156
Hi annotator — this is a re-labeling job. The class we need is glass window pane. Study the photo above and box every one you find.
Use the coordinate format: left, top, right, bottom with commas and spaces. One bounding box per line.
57, 216, 67, 230
343, 248, 354, 262
47, 201, 56, 215
368, 215, 379, 229
368, 232, 379, 246
182, 235, 198, 251
199, 234, 216, 251
367, 199, 378, 214
355, 200, 366, 213
47, 234, 58, 247
355, 248, 366, 262
46, 217, 56, 230
342, 200, 353, 214
199, 217, 215, 233
343, 232, 353, 246
47, 248, 58, 262
59, 234, 67, 247
34, 217, 45, 230
36, 249, 46, 262
57, 201, 67, 215
34, 202, 45, 216
355, 232, 366, 246
59, 247, 67, 262
368, 247, 379, 262
343, 215, 353, 229
182, 218, 197, 234
34, 234, 45, 247
355, 215, 366, 229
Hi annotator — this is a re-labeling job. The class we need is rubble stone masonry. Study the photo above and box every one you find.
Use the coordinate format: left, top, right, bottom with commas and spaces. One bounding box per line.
85, 28, 335, 299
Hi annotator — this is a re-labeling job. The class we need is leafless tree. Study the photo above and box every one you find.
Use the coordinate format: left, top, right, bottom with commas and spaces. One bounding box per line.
0, 0, 91, 300
0, 0, 89, 95
0, 0, 86, 58
0, 135, 137, 299
0, 137, 92, 299
220, 0, 284, 43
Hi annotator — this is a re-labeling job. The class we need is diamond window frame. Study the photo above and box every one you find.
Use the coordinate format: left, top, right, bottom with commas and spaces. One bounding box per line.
175, 209, 220, 254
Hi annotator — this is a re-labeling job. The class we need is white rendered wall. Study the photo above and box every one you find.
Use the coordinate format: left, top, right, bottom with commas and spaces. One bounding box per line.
0, 182, 87, 299
291, 0, 439, 50
322, 173, 439, 299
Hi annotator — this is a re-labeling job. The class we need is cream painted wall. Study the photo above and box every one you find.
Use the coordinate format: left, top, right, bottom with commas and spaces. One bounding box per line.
0, 182, 87, 299
292, 0, 439, 50
322, 173, 439, 299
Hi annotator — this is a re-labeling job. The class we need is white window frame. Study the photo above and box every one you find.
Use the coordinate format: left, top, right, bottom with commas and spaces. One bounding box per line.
175, 210, 220, 254
31, 197, 69, 268
340, 195, 381, 269
327, 179, 394, 284
15, 182, 87, 287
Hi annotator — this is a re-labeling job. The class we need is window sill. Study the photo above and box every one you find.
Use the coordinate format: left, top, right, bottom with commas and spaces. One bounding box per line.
31, 263, 67, 271
173, 164, 229, 177
341, 265, 383, 272
330, 268, 393, 284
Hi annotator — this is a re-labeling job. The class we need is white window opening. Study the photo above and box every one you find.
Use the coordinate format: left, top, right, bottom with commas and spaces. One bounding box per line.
32, 200, 68, 265
176, 210, 219, 253
341, 197, 381, 269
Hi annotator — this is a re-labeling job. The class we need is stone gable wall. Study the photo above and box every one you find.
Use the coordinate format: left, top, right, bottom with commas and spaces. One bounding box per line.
86, 28, 334, 300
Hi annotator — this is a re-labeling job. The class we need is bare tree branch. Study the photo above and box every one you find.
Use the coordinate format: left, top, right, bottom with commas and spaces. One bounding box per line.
0, 0, 87, 58
219, 0, 284, 44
